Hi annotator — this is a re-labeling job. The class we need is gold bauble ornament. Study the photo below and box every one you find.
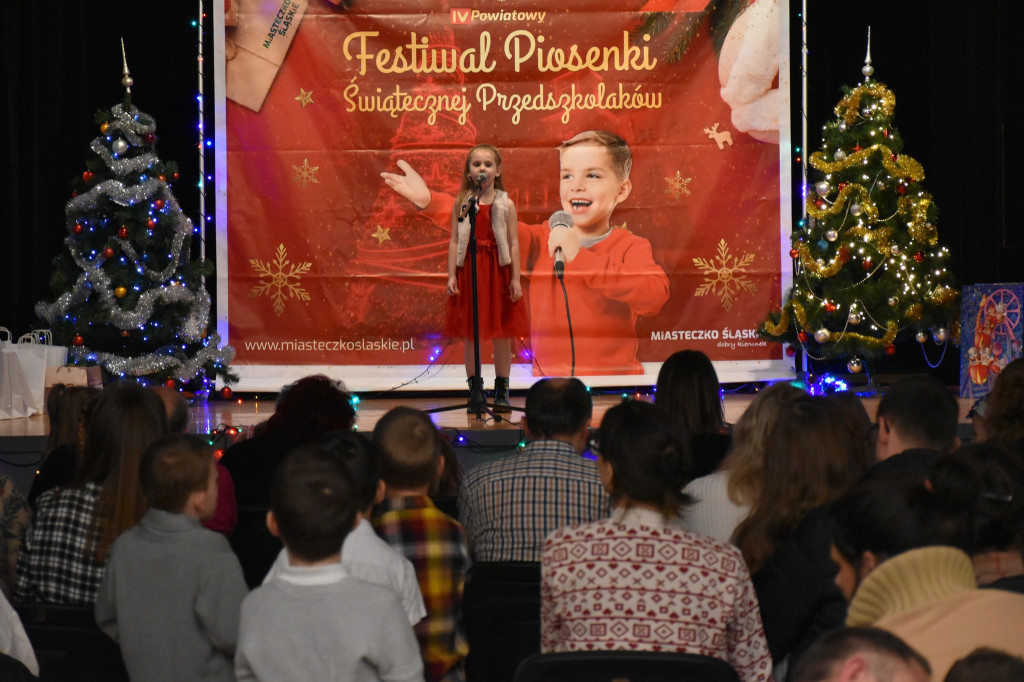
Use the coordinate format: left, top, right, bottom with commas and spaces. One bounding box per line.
114, 286, 127, 298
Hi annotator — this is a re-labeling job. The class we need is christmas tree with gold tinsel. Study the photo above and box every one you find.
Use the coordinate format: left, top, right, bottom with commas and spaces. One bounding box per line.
761, 39, 959, 368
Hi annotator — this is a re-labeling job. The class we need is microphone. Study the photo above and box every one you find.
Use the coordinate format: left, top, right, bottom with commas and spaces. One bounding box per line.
476, 172, 487, 186
548, 210, 573, 279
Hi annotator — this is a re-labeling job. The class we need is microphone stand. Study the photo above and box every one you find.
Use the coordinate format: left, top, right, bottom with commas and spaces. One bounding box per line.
427, 178, 521, 421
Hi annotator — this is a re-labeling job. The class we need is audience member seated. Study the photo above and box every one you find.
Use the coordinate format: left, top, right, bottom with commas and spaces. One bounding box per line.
0, 591, 37, 678
789, 627, 930, 682
458, 378, 607, 562
540, 400, 772, 682
944, 647, 1024, 682
0, 476, 30, 600
433, 432, 464, 500
831, 475, 1024, 680
373, 407, 470, 682
263, 431, 426, 625
16, 383, 167, 604
869, 374, 960, 480
733, 396, 872, 670
654, 350, 732, 477
154, 386, 238, 536
236, 445, 423, 682
28, 385, 101, 507
219, 375, 356, 507
682, 382, 804, 543
95, 434, 248, 682
927, 443, 1024, 594
975, 357, 1024, 455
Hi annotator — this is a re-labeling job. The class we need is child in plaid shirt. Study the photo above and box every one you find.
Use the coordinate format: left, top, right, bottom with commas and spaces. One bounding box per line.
372, 407, 470, 682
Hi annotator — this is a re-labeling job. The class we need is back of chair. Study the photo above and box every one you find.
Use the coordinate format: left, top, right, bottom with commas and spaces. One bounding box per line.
514, 651, 742, 682
14, 602, 129, 682
463, 562, 542, 682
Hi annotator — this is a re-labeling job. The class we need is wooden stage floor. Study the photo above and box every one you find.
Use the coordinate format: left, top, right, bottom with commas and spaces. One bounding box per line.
0, 389, 973, 440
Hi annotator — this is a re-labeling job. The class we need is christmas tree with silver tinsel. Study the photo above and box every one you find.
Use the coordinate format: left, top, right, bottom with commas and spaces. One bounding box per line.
760, 31, 959, 370
36, 48, 235, 389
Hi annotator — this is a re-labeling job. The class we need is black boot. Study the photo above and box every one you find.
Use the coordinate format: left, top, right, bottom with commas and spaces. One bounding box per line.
493, 376, 511, 413
467, 376, 484, 413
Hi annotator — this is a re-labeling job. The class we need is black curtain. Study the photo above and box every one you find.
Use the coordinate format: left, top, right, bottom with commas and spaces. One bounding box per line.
4, 2, 1016, 375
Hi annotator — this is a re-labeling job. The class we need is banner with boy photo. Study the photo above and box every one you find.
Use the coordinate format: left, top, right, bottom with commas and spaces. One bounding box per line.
215, 0, 793, 390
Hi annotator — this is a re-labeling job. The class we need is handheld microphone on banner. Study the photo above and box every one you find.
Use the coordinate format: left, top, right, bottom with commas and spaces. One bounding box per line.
548, 210, 573, 280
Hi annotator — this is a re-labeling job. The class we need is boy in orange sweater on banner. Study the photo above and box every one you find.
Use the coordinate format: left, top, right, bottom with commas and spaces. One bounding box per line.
383, 131, 669, 376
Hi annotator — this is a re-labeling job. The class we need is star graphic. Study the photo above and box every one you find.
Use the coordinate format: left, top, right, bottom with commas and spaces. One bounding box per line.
693, 239, 757, 311
248, 244, 312, 317
665, 171, 692, 200
295, 88, 314, 107
371, 225, 391, 245
292, 158, 319, 187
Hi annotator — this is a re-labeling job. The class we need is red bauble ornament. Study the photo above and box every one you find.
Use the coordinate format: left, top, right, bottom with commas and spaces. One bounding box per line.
838, 245, 851, 262
863, 258, 874, 270
121, 330, 130, 338
172, 172, 179, 181
913, 251, 925, 262
102, 247, 115, 259
164, 379, 176, 389
838, 182, 848, 191
72, 335, 84, 346
797, 331, 809, 343
785, 346, 796, 357
82, 171, 93, 183
883, 129, 890, 138
897, 183, 907, 196
118, 226, 129, 239
814, 198, 825, 209
144, 133, 156, 144
789, 248, 799, 259
147, 218, 157, 229
824, 302, 837, 313
154, 199, 165, 210
885, 344, 897, 356
220, 387, 233, 399
72, 223, 84, 235
158, 174, 166, 182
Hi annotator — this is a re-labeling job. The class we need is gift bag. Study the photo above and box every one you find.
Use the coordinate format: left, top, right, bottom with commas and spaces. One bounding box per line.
32, 329, 68, 368
45, 364, 103, 390
0, 350, 40, 419
13, 334, 49, 415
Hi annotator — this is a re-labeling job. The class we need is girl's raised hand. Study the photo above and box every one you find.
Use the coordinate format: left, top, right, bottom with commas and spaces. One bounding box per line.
380, 160, 432, 209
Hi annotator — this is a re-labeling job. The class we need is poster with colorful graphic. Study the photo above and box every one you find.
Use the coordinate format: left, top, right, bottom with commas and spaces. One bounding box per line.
215, 0, 794, 391
960, 283, 1024, 399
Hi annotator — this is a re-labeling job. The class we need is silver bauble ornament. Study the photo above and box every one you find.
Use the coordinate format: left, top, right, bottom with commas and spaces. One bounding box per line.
876, 178, 887, 189
833, 149, 847, 162
112, 138, 129, 155
861, 105, 871, 117
825, 229, 838, 242
814, 328, 831, 343
934, 327, 948, 343
916, 330, 929, 344
888, 296, 899, 307
849, 203, 863, 217
848, 312, 862, 325
838, 121, 848, 133
815, 181, 831, 197
890, 244, 901, 256
847, 357, 864, 373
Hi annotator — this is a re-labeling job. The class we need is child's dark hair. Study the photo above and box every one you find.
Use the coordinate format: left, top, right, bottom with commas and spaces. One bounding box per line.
876, 374, 960, 453
373, 406, 440, 490
270, 445, 357, 563
317, 431, 379, 512
597, 400, 692, 518
524, 378, 592, 438
139, 434, 214, 512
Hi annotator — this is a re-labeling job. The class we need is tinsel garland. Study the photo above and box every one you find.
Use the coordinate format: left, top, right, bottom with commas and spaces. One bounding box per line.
806, 183, 879, 222
836, 81, 897, 124
809, 144, 925, 181
68, 177, 164, 212
69, 331, 235, 381
763, 300, 898, 348
796, 243, 850, 277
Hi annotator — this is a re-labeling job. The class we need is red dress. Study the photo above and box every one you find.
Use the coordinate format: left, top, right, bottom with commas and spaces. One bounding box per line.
445, 204, 530, 340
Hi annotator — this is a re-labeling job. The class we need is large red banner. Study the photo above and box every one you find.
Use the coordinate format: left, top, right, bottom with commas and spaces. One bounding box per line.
216, 0, 793, 390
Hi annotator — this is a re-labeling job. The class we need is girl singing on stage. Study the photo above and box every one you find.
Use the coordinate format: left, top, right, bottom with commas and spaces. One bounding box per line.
446, 144, 528, 411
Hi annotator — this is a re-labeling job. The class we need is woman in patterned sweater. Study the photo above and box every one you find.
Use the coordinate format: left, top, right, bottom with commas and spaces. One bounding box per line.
540, 400, 773, 682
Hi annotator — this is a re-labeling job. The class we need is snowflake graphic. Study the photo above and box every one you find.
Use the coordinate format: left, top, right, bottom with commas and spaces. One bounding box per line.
665, 171, 692, 199
249, 244, 312, 317
292, 158, 319, 187
693, 239, 757, 311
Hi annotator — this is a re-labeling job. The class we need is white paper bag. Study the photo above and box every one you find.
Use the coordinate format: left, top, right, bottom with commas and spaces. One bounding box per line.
14, 334, 48, 416
0, 351, 40, 419
32, 329, 68, 368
